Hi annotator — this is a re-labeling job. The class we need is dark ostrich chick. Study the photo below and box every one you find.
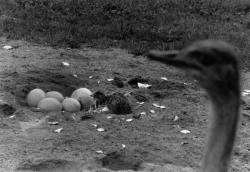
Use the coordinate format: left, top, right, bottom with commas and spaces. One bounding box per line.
93, 91, 132, 114
106, 92, 132, 115
93, 91, 108, 107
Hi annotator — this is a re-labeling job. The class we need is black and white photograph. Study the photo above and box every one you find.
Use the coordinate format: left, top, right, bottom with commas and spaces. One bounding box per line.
0, 0, 249, 171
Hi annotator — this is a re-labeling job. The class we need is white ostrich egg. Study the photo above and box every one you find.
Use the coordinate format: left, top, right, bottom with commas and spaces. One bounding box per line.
62, 98, 81, 112
38, 97, 62, 112
78, 95, 95, 110
27, 88, 46, 107
71, 88, 93, 99
46, 91, 64, 102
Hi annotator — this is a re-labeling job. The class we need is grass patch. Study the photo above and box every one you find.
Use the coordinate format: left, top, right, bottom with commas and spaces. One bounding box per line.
0, 0, 250, 66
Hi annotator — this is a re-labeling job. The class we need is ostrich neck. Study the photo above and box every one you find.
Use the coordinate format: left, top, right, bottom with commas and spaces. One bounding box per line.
202, 92, 240, 172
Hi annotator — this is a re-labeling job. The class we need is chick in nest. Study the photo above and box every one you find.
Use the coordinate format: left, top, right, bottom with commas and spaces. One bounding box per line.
93, 91, 132, 114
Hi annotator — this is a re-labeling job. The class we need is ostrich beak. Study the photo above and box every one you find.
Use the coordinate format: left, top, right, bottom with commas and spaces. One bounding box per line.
147, 50, 202, 70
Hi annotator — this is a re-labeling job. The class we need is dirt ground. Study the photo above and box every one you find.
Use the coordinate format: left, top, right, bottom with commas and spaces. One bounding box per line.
0, 37, 249, 172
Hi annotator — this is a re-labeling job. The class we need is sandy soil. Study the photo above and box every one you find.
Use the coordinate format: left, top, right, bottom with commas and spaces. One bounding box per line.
0, 38, 249, 172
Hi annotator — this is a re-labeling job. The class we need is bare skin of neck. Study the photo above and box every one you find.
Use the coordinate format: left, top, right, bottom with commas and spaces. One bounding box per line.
202, 92, 240, 172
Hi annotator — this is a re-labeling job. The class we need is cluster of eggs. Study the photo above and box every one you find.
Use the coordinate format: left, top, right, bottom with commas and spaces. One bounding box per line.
26, 88, 94, 112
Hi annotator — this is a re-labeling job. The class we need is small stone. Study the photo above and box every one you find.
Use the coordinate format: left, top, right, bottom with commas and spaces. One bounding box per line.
133, 113, 141, 119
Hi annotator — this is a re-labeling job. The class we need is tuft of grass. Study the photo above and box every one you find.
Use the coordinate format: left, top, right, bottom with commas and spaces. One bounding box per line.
0, 0, 250, 66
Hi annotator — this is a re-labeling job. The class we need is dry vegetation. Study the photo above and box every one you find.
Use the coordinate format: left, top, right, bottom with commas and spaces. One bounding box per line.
0, 0, 250, 64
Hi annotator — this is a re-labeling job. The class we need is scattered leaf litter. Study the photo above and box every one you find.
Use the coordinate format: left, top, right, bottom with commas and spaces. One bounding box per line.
107, 78, 114, 81
161, 77, 168, 81
97, 128, 105, 132
3, 45, 13, 50
126, 118, 133, 122
96, 150, 104, 154
180, 130, 191, 134
48, 121, 59, 125
150, 110, 155, 114
138, 83, 152, 88
54, 128, 63, 133
62, 62, 70, 66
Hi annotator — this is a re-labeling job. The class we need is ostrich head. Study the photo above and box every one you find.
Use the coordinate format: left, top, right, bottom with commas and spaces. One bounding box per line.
148, 40, 241, 172
148, 40, 240, 103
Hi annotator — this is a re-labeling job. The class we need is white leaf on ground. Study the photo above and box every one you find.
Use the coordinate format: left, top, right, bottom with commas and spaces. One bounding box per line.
97, 128, 105, 132
150, 110, 155, 114
138, 83, 152, 88
3, 45, 13, 50
96, 150, 104, 154
54, 128, 63, 133
173, 116, 179, 121
161, 77, 168, 81
48, 121, 59, 125
180, 130, 191, 134
62, 62, 70, 66
126, 118, 133, 122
